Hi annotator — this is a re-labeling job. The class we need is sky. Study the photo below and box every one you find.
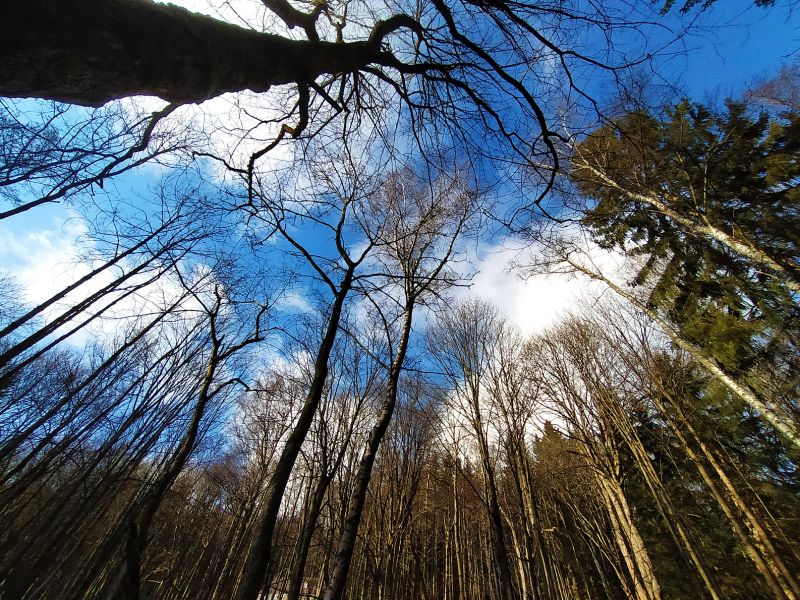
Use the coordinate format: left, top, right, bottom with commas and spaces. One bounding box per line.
673, 1, 798, 98
1, 0, 798, 345
465, 0, 800, 333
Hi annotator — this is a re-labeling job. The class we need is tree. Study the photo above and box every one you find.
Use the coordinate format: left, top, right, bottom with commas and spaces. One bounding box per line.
428, 300, 522, 600
108, 285, 270, 600
534, 244, 800, 448
561, 92, 800, 446
532, 320, 663, 600
593, 302, 800, 600
232, 157, 378, 600
746, 64, 800, 112
0, 0, 666, 210
572, 99, 800, 293
0, 98, 191, 218
321, 169, 474, 600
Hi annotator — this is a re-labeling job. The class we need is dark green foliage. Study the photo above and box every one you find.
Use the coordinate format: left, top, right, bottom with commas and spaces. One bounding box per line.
574, 96, 800, 415
645, 354, 799, 597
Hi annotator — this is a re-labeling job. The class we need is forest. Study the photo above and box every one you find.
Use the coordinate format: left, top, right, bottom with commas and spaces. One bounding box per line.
0, 0, 798, 599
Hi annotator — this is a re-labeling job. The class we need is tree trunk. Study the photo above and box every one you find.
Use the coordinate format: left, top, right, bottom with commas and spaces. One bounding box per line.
235, 270, 354, 600
565, 257, 800, 448
0, 0, 396, 106
286, 473, 331, 600
594, 459, 661, 600
114, 322, 223, 600
471, 399, 519, 600
321, 304, 414, 600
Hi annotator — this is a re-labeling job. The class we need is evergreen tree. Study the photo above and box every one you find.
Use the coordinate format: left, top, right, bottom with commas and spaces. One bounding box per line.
571, 96, 800, 437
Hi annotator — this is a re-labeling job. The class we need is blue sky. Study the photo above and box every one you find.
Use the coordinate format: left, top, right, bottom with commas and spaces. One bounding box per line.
1, 0, 798, 339
670, 0, 797, 97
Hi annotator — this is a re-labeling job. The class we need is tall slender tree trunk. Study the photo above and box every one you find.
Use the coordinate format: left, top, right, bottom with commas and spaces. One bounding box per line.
321, 303, 414, 600
472, 404, 519, 600
564, 257, 800, 448
286, 473, 332, 600
235, 270, 354, 600
596, 470, 661, 600
652, 385, 800, 600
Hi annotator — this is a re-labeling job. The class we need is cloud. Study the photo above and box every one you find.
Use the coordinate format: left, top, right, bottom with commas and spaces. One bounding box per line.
0, 206, 209, 347
0, 210, 90, 310
154, 0, 266, 28
459, 235, 627, 336
275, 290, 313, 314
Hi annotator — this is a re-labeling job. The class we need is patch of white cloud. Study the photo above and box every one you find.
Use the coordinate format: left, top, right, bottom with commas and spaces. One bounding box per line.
155, 0, 267, 29
0, 206, 211, 348
457, 234, 628, 336
0, 209, 99, 316
275, 289, 313, 314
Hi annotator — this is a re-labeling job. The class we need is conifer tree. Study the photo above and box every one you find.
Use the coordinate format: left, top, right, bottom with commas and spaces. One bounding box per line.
571, 95, 800, 441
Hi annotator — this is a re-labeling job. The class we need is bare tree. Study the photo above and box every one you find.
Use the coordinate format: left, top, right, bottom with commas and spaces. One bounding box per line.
0, 0, 666, 214
0, 99, 192, 218
322, 169, 474, 600
428, 300, 522, 600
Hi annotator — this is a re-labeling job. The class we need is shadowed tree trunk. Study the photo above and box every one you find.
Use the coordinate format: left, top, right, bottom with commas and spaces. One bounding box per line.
321, 304, 413, 600
235, 269, 355, 600
0, 0, 418, 106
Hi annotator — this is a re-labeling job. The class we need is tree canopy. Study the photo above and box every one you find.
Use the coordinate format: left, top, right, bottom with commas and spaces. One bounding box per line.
571, 98, 800, 425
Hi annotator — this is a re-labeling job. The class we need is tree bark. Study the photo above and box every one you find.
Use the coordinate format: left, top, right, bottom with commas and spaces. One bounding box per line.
235, 269, 354, 600
564, 257, 800, 448
597, 473, 661, 600
285, 473, 331, 600
0, 0, 400, 106
321, 303, 414, 600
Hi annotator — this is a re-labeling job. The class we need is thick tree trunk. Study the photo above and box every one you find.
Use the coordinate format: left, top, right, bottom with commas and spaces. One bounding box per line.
0, 0, 389, 106
598, 474, 661, 600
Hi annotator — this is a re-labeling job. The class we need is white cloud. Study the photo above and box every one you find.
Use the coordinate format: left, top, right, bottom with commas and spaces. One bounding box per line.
0, 207, 209, 347
155, 0, 266, 28
459, 235, 628, 336
275, 289, 313, 314
0, 212, 90, 309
